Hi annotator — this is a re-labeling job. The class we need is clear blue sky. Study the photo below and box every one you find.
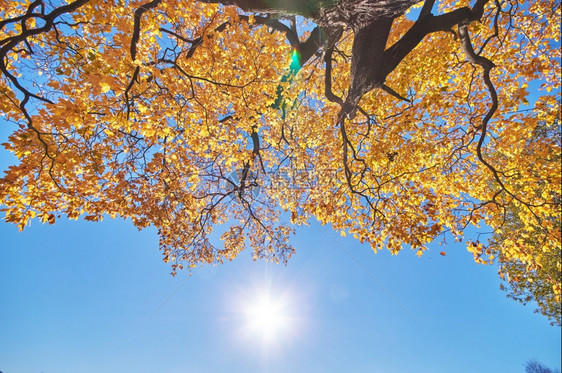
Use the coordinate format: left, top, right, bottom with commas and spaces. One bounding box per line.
1, 114, 561, 372
1, 211, 560, 373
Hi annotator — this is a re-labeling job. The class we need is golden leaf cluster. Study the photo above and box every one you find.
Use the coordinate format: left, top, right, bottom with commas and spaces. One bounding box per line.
0, 0, 560, 320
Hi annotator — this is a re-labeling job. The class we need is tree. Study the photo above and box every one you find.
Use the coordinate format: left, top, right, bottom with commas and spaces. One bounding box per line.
491, 120, 561, 325
525, 360, 561, 373
0, 0, 560, 315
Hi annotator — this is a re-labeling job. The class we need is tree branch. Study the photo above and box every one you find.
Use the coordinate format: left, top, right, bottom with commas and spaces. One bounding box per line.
197, 0, 323, 17
131, 0, 163, 60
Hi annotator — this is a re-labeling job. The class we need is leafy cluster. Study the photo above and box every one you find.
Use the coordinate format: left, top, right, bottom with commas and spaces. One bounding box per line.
0, 0, 560, 320
491, 121, 561, 325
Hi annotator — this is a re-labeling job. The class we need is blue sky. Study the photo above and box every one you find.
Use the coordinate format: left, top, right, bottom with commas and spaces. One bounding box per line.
0, 113, 560, 373
0, 214, 560, 373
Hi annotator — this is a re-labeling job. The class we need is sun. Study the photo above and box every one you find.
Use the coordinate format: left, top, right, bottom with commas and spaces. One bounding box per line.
243, 293, 291, 342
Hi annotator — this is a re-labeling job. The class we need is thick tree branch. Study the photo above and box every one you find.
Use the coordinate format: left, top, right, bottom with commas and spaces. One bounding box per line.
131, 0, 163, 60
198, 0, 323, 17
381, 0, 490, 80
418, 0, 435, 19
381, 84, 410, 102
343, 17, 394, 116
298, 26, 323, 66
240, 15, 300, 49
324, 45, 344, 105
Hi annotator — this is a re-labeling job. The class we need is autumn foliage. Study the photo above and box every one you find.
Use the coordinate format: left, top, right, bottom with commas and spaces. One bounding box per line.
0, 0, 560, 322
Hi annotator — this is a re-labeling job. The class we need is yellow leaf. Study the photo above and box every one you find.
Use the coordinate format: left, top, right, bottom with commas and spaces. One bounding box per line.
100, 82, 111, 93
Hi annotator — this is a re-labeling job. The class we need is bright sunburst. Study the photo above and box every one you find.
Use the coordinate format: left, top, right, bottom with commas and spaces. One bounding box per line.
244, 294, 290, 341
230, 271, 309, 351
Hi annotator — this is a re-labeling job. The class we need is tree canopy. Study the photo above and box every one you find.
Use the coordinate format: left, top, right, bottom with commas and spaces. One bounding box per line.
525, 360, 561, 373
0, 0, 560, 321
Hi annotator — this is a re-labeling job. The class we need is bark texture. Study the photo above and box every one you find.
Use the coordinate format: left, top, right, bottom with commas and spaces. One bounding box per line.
200, 0, 420, 26
316, 0, 419, 28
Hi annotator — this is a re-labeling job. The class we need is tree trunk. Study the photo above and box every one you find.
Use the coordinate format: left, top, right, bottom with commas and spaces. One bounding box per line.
200, 0, 424, 113
200, 0, 421, 26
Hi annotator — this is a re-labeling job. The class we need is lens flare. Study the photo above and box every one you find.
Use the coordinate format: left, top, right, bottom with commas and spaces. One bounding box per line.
290, 49, 301, 72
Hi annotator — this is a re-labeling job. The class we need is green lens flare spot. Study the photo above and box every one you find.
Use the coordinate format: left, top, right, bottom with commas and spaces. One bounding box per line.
290, 49, 301, 72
